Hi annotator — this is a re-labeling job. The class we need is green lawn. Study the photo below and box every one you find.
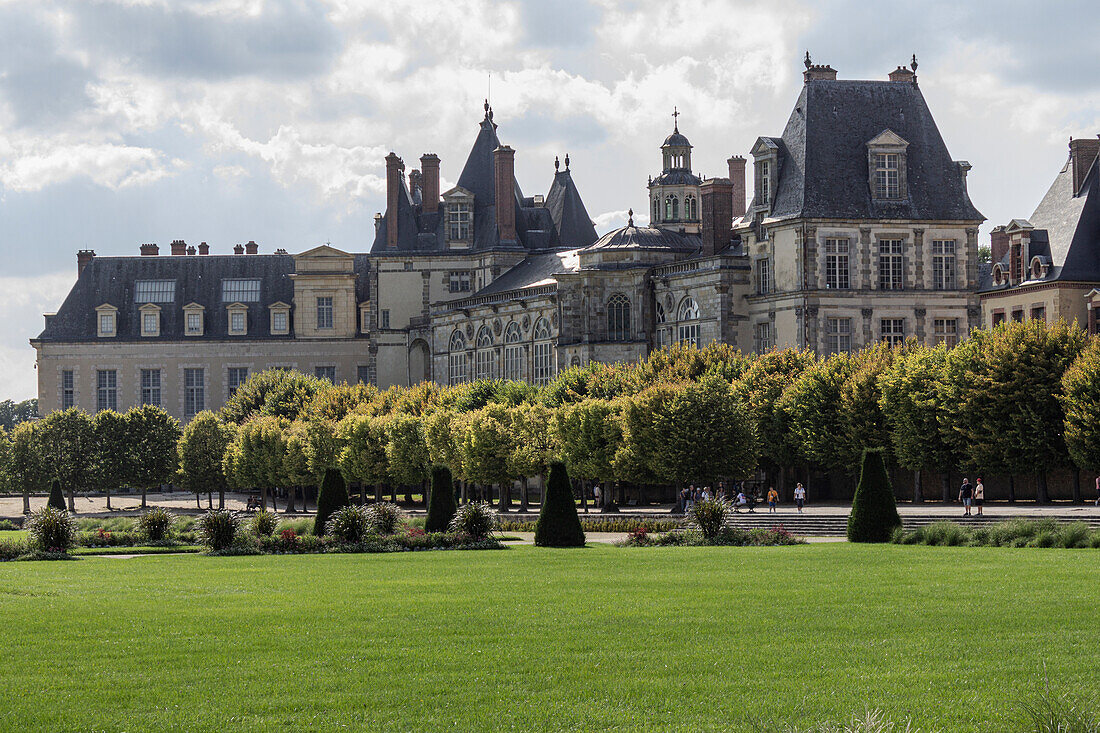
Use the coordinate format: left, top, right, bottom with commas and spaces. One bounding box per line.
0, 545, 1097, 731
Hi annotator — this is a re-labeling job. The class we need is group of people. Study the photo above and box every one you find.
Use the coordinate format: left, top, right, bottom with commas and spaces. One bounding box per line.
957, 478, 985, 516
677, 482, 807, 514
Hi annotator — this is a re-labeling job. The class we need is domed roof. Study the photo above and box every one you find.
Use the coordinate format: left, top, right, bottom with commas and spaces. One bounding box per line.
662, 130, 691, 148
586, 220, 699, 253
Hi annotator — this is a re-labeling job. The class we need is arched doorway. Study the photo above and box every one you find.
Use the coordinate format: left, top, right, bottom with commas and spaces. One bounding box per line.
408, 339, 430, 385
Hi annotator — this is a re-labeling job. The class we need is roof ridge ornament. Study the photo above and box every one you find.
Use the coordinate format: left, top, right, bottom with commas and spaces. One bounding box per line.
804, 51, 812, 69
565, 153, 570, 170
672, 106, 680, 133
554, 155, 560, 172
627, 208, 634, 227
483, 98, 490, 120
910, 54, 918, 72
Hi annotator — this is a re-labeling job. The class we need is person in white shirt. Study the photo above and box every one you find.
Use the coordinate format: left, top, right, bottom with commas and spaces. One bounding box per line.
794, 483, 807, 513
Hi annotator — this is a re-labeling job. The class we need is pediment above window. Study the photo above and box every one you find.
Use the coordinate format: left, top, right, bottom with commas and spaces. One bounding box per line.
867, 129, 909, 149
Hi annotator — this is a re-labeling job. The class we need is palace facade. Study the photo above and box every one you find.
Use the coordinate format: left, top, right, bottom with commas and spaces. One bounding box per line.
33, 58, 987, 421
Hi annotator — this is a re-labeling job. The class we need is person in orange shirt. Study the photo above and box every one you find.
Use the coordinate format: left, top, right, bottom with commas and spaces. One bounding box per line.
766, 487, 779, 513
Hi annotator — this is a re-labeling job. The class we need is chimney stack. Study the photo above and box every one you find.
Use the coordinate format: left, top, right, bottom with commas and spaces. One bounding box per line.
727, 155, 747, 219
408, 169, 422, 200
493, 145, 517, 243
77, 249, 96, 275
198, 241, 209, 255
374, 213, 383, 234
1070, 136, 1100, 196
889, 66, 916, 83
186, 245, 196, 255
140, 243, 159, 256
990, 225, 1009, 266
700, 178, 734, 257
803, 64, 837, 82
170, 239, 186, 256
420, 153, 440, 214
385, 152, 404, 249
233, 243, 245, 255
245, 240, 258, 255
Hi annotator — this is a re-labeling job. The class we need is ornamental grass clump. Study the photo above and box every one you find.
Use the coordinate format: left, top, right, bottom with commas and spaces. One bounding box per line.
196, 509, 240, 552
425, 464, 458, 533
449, 501, 498, 541
686, 497, 733, 542
365, 502, 406, 536
249, 509, 278, 538
534, 461, 585, 547
136, 507, 175, 543
847, 448, 901, 543
327, 505, 372, 544
26, 506, 77, 553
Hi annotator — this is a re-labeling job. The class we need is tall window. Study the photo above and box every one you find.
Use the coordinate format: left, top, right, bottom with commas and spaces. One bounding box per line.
448, 202, 471, 241
99, 313, 116, 335
230, 311, 246, 334
448, 330, 467, 385
756, 259, 771, 295
664, 195, 673, 220
671, 196, 679, 220
825, 238, 850, 289
878, 240, 904, 290
315, 366, 336, 383
96, 370, 117, 412
61, 370, 75, 409
684, 195, 697, 220
533, 318, 553, 386
932, 240, 956, 290
754, 322, 772, 352
221, 279, 261, 302
316, 297, 333, 329
357, 366, 372, 385
140, 369, 161, 407
184, 368, 205, 417
475, 327, 496, 381
186, 312, 202, 335
881, 319, 905, 347
1031, 306, 1047, 323
503, 323, 523, 380
874, 153, 900, 199
652, 197, 660, 222
677, 297, 700, 347
757, 161, 770, 205
655, 301, 671, 348
607, 293, 630, 342
449, 271, 472, 293
227, 367, 249, 397
142, 312, 159, 336
826, 317, 852, 354
933, 318, 959, 348
134, 280, 175, 303
272, 311, 288, 333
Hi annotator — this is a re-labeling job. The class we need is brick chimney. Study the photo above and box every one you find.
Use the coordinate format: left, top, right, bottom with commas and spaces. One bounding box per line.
889, 66, 916, 82
186, 245, 196, 255
170, 239, 186, 256
233, 243, 245, 255
1070, 136, 1100, 196
700, 178, 734, 257
804, 64, 837, 82
245, 240, 258, 254
140, 243, 159, 256
385, 152, 404, 249
990, 225, 1009, 265
198, 241, 209, 255
727, 155, 747, 218
493, 145, 517, 243
77, 249, 96, 275
420, 153, 440, 214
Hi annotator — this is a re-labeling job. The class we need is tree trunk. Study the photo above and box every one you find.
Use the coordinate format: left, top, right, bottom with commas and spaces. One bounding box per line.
374, 483, 382, 504
1036, 471, 1049, 504
460, 480, 467, 504
22, 488, 30, 515
260, 486, 268, 511
106, 488, 112, 511
196, 493, 202, 509
1072, 469, 1082, 504
208, 492, 213, 510
285, 486, 296, 513
913, 469, 923, 503
520, 477, 529, 513
218, 490, 225, 510
67, 486, 76, 513
141, 487, 147, 509
1008, 475, 1016, 503
391, 484, 398, 503
501, 482, 512, 512
301, 485, 309, 513
941, 473, 951, 504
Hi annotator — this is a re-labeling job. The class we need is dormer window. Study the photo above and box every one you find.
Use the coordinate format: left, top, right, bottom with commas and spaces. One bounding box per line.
867, 129, 909, 201
139, 303, 161, 337
183, 303, 205, 336
874, 154, 899, 198
96, 304, 118, 338
269, 302, 291, 335
227, 303, 248, 335
757, 161, 770, 205
442, 186, 475, 249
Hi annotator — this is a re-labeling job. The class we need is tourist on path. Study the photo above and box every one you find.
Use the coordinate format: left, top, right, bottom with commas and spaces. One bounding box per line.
767, 487, 779, 513
1095, 476, 1099, 507
974, 478, 985, 517
685, 485, 696, 514
593, 484, 602, 509
734, 491, 747, 513
794, 483, 806, 513
959, 478, 973, 516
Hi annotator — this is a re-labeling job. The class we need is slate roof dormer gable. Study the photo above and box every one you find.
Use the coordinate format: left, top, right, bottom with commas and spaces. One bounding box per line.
750, 78, 984, 223
545, 168, 598, 247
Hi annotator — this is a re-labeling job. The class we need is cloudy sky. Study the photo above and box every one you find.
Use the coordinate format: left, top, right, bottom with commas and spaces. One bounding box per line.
1, 0, 1098, 400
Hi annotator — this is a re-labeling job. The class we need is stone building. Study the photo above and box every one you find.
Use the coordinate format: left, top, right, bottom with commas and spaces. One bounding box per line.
979, 137, 1100, 330
33, 59, 987, 421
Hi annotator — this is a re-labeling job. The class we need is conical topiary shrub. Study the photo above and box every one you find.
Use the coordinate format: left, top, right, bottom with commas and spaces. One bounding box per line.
848, 448, 902, 543
47, 479, 66, 511
425, 465, 458, 533
313, 468, 349, 536
535, 461, 586, 547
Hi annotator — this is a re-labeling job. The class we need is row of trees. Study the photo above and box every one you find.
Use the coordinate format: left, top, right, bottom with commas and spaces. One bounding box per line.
3, 320, 1100, 509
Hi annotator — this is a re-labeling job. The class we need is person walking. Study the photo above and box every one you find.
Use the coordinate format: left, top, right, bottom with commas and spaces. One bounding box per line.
959, 478, 973, 516
685, 484, 696, 514
593, 484, 602, 509
794, 483, 806, 513
974, 478, 985, 517
767, 486, 779, 513
1095, 475, 1099, 507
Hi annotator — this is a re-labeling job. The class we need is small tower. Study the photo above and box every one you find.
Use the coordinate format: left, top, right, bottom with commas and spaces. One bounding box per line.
647, 108, 702, 234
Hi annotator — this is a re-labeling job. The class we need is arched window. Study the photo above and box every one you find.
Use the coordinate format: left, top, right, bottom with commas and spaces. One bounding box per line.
677, 297, 700, 347
664, 195, 674, 220
448, 329, 467, 385
475, 326, 496, 381
685, 194, 697, 220
503, 322, 523, 380
671, 196, 679, 220
607, 293, 631, 342
532, 317, 553, 386
654, 300, 670, 349
652, 197, 660, 222
655, 301, 666, 324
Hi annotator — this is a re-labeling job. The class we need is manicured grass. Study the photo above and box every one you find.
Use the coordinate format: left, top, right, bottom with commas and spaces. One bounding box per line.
0, 545, 1096, 731
70, 545, 202, 556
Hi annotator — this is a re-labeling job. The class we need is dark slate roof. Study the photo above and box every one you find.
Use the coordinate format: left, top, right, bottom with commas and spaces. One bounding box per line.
1029, 157, 1100, 282
662, 131, 691, 147
585, 224, 700, 253
652, 170, 702, 186
36, 253, 370, 342
469, 249, 581, 296
755, 79, 984, 222
545, 169, 598, 246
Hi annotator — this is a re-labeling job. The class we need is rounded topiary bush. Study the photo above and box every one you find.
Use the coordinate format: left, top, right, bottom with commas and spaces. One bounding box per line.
313, 468, 349, 536
534, 461, 585, 548
847, 448, 902, 543
26, 506, 77, 552
327, 505, 372, 544
365, 502, 405, 536
249, 509, 278, 538
449, 501, 498, 541
137, 507, 175, 543
425, 465, 457, 533
197, 509, 240, 551
46, 479, 66, 511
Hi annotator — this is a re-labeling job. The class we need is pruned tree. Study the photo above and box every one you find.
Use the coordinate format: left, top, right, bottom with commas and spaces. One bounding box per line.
223, 415, 289, 511
124, 404, 181, 508
90, 410, 128, 511
221, 368, 328, 425
507, 403, 560, 511
37, 407, 94, 511
337, 414, 390, 502
1062, 337, 1100, 478
457, 404, 514, 507
777, 353, 855, 473
385, 413, 430, 492
7, 421, 46, 514
178, 411, 235, 509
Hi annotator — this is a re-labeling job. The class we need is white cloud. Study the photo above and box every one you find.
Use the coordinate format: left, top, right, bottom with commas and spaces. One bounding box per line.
0, 271, 74, 401
0, 138, 185, 191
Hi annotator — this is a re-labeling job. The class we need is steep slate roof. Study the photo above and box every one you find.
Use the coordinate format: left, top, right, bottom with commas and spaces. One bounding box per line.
472, 249, 582, 296
757, 79, 984, 222
545, 169, 598, 246
35, 253, 371, 342
1028, 157, 1100, 282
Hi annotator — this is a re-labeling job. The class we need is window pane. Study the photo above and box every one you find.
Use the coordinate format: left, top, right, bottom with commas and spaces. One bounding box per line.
184, 368, 205, 416
315, 366, 336, 383
62, 370, 75, 409
96, 370, 117, 412
272, 311, 288, 332
134, 280, 176, 303
141, 369, 161, 406
316, 297, 333, 329
228, 367, 249, 396
222, 279, 261, 302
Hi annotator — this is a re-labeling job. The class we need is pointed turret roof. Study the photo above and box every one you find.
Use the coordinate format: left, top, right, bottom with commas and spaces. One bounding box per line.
545, 168, 598, 246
